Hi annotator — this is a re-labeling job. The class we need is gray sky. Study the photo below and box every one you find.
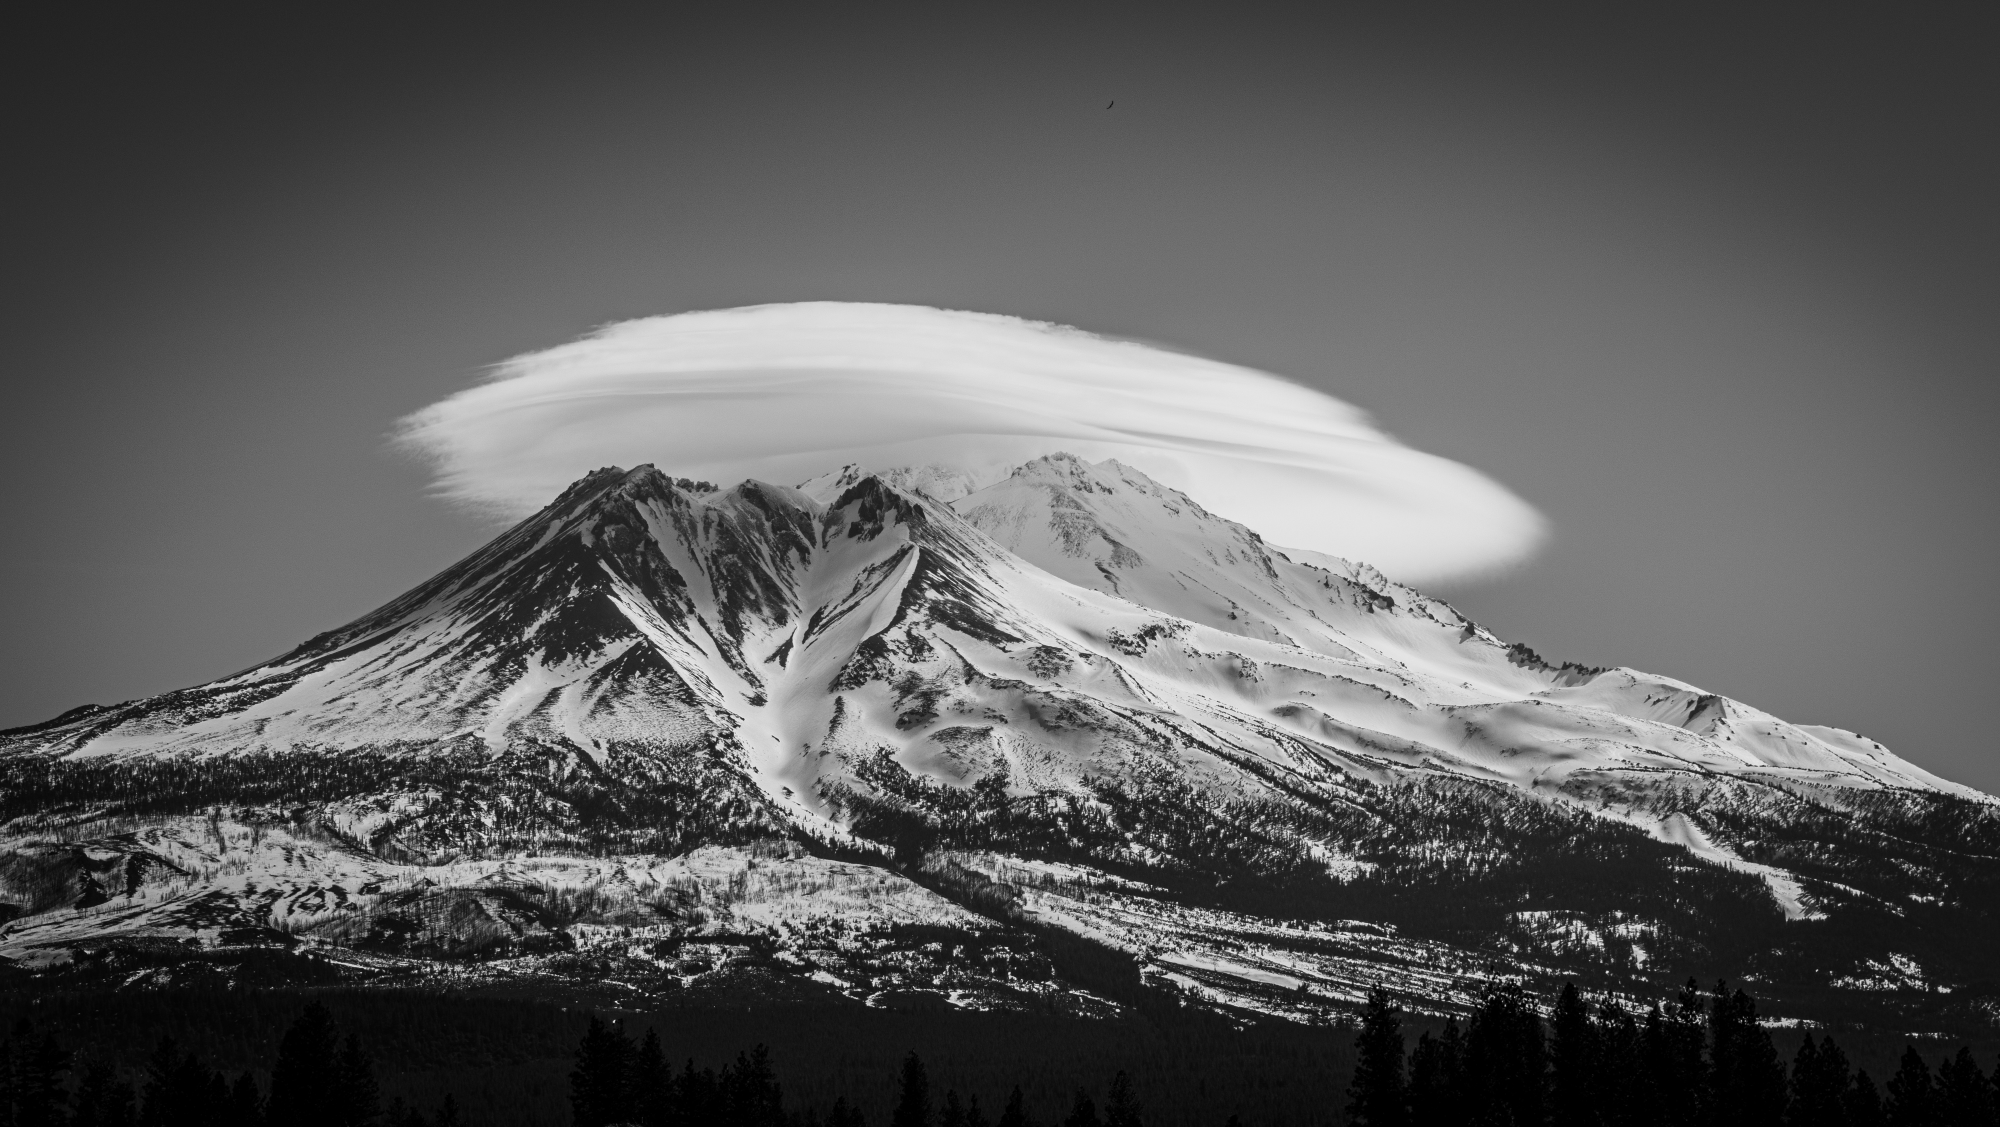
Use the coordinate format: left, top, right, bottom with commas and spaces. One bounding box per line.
4, 5, 1996, 792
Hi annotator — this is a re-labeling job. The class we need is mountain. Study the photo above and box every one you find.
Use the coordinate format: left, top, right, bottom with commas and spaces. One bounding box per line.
3, 457, 1995, 1030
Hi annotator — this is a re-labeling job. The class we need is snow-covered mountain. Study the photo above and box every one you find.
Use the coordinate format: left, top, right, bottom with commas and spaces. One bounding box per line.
3, 457, 1994, 1028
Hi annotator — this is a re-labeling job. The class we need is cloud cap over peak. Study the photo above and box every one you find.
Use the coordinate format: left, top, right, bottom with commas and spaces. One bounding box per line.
399, 302, 1544, 583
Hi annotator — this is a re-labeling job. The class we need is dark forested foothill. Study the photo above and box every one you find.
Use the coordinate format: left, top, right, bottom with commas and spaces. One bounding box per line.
1, 977, 1996, 1127
1346, 980, 2000, 1127
0, 1003, 454, 1127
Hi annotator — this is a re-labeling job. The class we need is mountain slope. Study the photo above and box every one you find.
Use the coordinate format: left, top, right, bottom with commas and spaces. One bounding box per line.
2, 458, 1994, 1030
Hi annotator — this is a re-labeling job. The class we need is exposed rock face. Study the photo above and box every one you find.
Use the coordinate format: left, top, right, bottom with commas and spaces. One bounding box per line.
2, 457, 1993, 1028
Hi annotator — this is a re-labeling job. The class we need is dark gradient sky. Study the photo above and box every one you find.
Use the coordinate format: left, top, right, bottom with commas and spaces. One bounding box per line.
4, 6, 1997, 790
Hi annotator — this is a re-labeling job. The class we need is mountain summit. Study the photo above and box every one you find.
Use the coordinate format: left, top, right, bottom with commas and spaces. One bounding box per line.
2, 458, 1992, 1026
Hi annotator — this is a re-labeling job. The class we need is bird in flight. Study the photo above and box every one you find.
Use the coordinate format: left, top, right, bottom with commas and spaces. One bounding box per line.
1107, 100, 1115, 109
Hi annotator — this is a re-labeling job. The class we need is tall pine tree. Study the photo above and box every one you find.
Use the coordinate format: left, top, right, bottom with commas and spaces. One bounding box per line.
1934, 1048, 1990, 1127
268, 1003, 341, 1127
1706, 984, 1787, 1127
1886, 1047, 1939, 1127
569, 1017, 636, 1127
893, 1053, 932, 1127
1409, 1021, 1466, 1127
1105, 1072, 1142, 1127
1787, 1034, 1852, 1127
1345, 988, 1410, 1127
1549, 983, 1598, 1127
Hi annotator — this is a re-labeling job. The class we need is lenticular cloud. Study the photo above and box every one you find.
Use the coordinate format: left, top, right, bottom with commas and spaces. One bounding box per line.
399, 302, 1543, 582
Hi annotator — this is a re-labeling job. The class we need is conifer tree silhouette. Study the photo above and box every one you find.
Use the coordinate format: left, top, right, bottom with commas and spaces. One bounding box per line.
942, 1090, 967, 1127
71, 1056, 137, 1127
1934, 1047, 1990, 1127
1105, 1072, 1142, 1127
1643, 983, 1709, 1127
1592, 1004, 1643, 1127
1062, 1089, 1100, 1127
8, 1022, 70, 1127
336, 1034, 381, 1127
223, 1073, 263, 1127
631, 1028, 669, 1127
1548, 984, 1596, 1127
1886, 1046, 1939, 1127
269, 1003, 342, 1127
1465, 985, 1544, 1127
829, 1094, 868, 1127
1706, 983, 1786, 1127
1787, 1033, 1852, 1127
569, 1017, 636, 1127
1848, 1071, 1888, 1127
997, 1086, 1028, 1127
1408, 1021, 1464, 1127
139, 1037, 220, 1127
1345, 988, 1409, 1127
893, 1054, 932, 1127
728, 1044, 784, 1127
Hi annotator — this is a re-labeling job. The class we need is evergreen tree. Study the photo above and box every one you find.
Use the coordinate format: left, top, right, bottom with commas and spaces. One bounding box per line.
967, 1093, 991, 1127
1408, 1022, 1465, 1127
1706, 984, 1787, 1127
678, 1060, 721, 1126
1465, 985, 1545, 1127
632, 1029, 669, 1127
8, 1025, 69, 1127
268, 1003, 342, 1127
1886, 1047, 1939, 1127
893, 1053, 932, 1127
1345, 988, 1410, 1127
1549, 983, 1598, 1127
1105, 1072, 1142, 1127
1592, 1007, 1643, 1127
434, 1095, 464, 1127
72, 1057, 137, 1127
726, 1045, 783, 1127
1063, 1090, 1100, 1127
1935, 1048, 1990, 1127
1847, 1072, 1887, 1127
1788, 1034, 1851, 1127
570, 1018, 637, 1127
223, 1073, 264, 1127
829, 1095, 868, 1127
385, 1097, 427, 1127
997, 1087, 1029, 1127
1642, 987, 1709, 1127
336, 1034, 381, 1127
943, 1091, 967, 1127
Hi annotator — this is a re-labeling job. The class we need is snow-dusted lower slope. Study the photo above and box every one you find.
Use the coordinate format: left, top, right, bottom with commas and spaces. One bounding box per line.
2, 457, 1994, 1027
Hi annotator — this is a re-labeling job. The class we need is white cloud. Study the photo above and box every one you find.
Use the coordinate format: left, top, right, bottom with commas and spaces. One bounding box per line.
398, 302, 1543, 582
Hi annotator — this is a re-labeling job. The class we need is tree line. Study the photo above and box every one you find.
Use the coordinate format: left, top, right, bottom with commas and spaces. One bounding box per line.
570, 1019, 1146, 1127
1346, 980, 2000, 1127
0, 1003, 459, 1127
